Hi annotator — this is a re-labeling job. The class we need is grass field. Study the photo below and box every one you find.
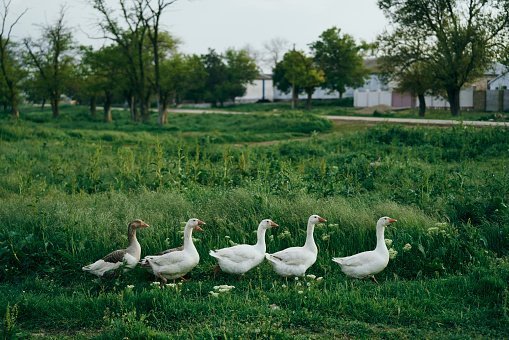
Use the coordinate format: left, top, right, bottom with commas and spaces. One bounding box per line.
1, 105, 509, 338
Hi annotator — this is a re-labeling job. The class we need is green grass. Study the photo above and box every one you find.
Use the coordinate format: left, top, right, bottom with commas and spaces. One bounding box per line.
1, 105, 509, 338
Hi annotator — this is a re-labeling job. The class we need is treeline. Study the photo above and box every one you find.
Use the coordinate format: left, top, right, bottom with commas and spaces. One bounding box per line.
0, 0, 259, 124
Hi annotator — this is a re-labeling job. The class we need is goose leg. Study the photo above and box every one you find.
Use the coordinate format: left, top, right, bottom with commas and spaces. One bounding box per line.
213, 265, 221, 277
156, 273, 167, 287
370, 275, 379, 284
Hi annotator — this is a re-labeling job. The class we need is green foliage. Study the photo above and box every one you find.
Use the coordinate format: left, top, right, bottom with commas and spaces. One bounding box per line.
22, 10, 76, 118
273, 50, 325, 109
2, 303, 19, 339
202, 48, 258, 107
310, 27, 368, 97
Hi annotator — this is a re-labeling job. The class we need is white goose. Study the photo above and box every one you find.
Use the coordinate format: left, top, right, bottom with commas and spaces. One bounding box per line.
140, 218, 205, 284
265, 215, 326, 277
82, 219, 150, 277
209, 219, 279, 275
332, 216, 397, 282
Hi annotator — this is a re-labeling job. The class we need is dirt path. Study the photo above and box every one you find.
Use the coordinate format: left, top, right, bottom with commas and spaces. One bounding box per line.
171, 109, 509, 127
325, 115, 509, 127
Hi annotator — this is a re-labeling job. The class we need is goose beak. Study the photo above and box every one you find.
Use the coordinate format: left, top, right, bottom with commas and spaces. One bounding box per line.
318, 217, 327, 223
270, 221, 279, 227
141, 222, 150, 228
194, 220, 205, 232
388, 218, 397, 224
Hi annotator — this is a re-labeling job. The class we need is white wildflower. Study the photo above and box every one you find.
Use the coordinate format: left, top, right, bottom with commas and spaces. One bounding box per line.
385, 239, 393, 247
282, 284, 287, 288
403, 243, 412, 251
214, 285, 235, 290
165, 283, 177, 288
316, 277, 323, 282
296, 282, 302, 287
126, 285, 134, 289
294, 277, 299, 281
389, 248, 398, 260
209, 291, 219, 298
297, 290, 304, 294
306, 282, 311, 287
306, 274, 316, 280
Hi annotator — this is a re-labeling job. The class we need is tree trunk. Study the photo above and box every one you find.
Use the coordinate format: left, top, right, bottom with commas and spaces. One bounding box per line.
291, 83, 297, 109
50, 96, 59, 118
306, 91, 312, 110
142, 96, 151, 122
90, 96, 97, 118
129, 95, 138, 121
417, 93, 426, 117
8, 86, 19, 119
104, 92, 112, 122
447, 88, 461, 116
158, 100, 168, 125
41, 98, 46, 110
339, 91, 343, 99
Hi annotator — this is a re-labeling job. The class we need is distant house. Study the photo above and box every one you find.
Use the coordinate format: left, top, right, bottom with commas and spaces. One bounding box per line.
235, 74, 274, 103
235, 61, 508, 109
488, 70, 509, 90
354, 61, 508, 110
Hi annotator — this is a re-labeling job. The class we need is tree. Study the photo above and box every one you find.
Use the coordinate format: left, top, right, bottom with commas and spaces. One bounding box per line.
202, 48, 258, 107
0, 0, 26, 118
310, 27, 369, 98
397, 62, 435, 116
262, 37, 290, 72
23, 8, 75, 118
202, 49, 227, 107
377, 27, 436, 116
141, 0, 179, 125
80, 44, 127, 122
378, 0, 509, 116
92, 0, 151, 122
160, 53, 207, 106
223, 48, 259, 102
273, 50, 324, 109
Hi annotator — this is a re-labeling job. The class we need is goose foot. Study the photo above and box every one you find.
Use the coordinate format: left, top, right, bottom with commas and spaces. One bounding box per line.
213, 265, 221, 277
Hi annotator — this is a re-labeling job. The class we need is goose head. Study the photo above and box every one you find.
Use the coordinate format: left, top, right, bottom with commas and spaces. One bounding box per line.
259, 219, 279, 230
377, 216, 397, 228
129, 219, 150, 230
308, 215, 327, 225
186, 218, 206, 232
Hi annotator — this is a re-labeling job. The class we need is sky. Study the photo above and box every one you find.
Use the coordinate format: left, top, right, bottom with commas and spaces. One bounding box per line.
7, 0, 388, 59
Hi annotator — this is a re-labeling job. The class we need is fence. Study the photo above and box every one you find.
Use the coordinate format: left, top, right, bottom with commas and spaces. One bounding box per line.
354, 88, 509, 112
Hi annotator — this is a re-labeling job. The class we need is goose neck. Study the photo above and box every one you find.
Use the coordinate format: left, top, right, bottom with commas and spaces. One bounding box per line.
183, 225, 196, 250
255, 226, 267, 251
126, 226, 140, 256
375, 224, 387, 252
304, 222, 316, 251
